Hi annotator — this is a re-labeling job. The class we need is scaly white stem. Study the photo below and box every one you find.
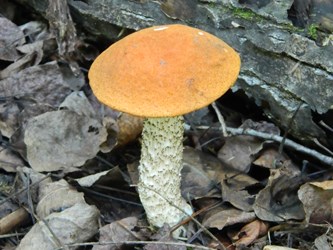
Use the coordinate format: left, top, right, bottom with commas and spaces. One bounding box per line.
138, 116, 192, 228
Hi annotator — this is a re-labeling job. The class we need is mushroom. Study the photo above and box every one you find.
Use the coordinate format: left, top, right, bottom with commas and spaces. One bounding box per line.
89, 24, 240, 229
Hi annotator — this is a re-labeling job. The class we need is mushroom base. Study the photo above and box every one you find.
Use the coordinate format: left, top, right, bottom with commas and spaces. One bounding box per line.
138, 116, 192, 229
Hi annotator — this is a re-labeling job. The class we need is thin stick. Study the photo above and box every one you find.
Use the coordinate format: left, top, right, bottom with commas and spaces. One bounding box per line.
196, 125, 333, 166
225, 127, 333, 166
0, 232, 27, 239
41, 218, 69, 250
209, 104, 333, 166
313, 138, 333, 156
278, 102, 302, 155
54, 240, 216, 250
0, 174, 51, 206
212, 102, 228, 137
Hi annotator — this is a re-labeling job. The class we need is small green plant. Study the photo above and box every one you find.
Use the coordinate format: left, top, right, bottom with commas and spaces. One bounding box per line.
307, 24, 319, 40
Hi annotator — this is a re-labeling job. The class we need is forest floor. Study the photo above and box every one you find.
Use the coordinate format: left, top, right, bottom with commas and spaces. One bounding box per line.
0, 1, 333, 250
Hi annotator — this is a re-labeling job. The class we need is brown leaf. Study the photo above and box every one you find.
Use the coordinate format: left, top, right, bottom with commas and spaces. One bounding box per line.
203, 205, 256, 230
0, 145, 25, 172
0, 62, 72, 106
59, 91, 96, 117
253, 167, 305, 222
17, 203, 99, 250
314, 232, 333, 250
221, 178, 257, 212
263, 246, 298, 250
310, 180, 333, 190
36, 179, 87, 219
181, 147, 221, 199
218, 120, 280, 173
254, 148, 286, 168
298, 180, 333, 224
0, 100, 20, 138
10, 103, 55, 160
116, 113, 143, 147
182, 147, 259, 201
0, 53, 36, 80
233, 220, 269, 247
218, 135, 262, 173
145, 224, 186, 250
0, 17, 25, 61
24, 110, 107, 172
93, 217, 143, 250
16, 40, 44, 66
160, 0, 198, 21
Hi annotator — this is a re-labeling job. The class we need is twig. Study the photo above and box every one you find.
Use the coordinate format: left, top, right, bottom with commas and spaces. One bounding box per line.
196, 125, 333, 166
0, 174, 51, 206
79, 187, 142, 206
54, 240, 216, 250
0, 207, 30, 235
319, 120, 333, 132
211, 102, 228, 137
225, 127, 333, 166
210, 103, 333, 166
0, 232, 27, 239
313, 138, 333, 156
41, 218, 69, 250
278, 102, 302, 155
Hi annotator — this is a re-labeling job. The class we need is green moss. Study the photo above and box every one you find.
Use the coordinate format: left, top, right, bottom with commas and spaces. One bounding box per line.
280, 23, 304, 33
307, 24, 319, 40
232, 7, 257, 20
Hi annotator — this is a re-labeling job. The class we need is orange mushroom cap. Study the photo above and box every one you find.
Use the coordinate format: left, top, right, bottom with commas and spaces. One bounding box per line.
89, 24, 241, 117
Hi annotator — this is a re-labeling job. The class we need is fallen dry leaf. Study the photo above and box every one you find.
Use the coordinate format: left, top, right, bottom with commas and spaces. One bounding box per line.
145, 224, 186, 250
17, 203, 99, 250
203, 205, 256, 230
233, 220, 269, 247
24, 110, 107, 171
298, 180, 333, 224
0, 99, 21, 137
218, 135, 263, 173
19, 21, 49, 43
9, 103, 55, 160
36, 179, 87, 219
0, 144, 25, 172
59, 91, 96, 117
76, 170, 110, 187
181, 147, 221, 199
263, 246, 298, 250
17, 40, 44, 65
0, 16, 25, 61
314, 231, 333, 250
221, 178, 257, 212
253, 147, 294, 169
0, 52, 36, 79
13, 166, 52, 208
0, 61, 72, 106
60, 91, 116, 151
0, 62, 74, 137
218, 120, 280, 172
116, 113, 143, 147
93, 217, 143, 250
253, 166, 305, 222
309, 180, 333, 190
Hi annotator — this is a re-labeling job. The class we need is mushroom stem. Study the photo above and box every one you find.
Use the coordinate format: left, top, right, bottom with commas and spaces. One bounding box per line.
138, 116, 192, 228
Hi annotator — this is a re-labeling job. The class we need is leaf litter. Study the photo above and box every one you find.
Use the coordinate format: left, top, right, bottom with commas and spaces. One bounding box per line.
0, 2, 333, 250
